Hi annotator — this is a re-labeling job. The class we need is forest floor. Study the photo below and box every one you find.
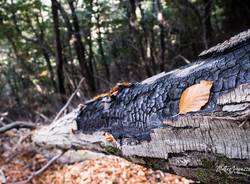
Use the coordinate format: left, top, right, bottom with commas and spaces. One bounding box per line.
0, 126, 193, 184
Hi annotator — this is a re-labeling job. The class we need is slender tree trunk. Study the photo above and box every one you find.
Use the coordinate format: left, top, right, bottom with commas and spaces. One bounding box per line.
202, 0, 213, 49
42, 51, 57, 91
138, 4, 157, 74
36, 12, 57, 92
54, 0, 78, 88
51, 0, 66, 96
3, 68, 20, 105
87, 0, 99, 88
128, 0, 139, 32
128, 0, 152, 77
155, 0, 167, 71
95, 13, 110, 81
68, 0, 96, 93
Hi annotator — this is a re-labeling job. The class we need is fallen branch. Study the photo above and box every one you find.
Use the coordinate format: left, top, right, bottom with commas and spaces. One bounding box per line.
53, 78, 85, 122
13, 152, 64, 184
0, 121, 36, 134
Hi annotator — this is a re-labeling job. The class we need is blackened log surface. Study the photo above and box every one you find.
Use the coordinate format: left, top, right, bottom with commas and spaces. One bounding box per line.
76, 29, 250, 140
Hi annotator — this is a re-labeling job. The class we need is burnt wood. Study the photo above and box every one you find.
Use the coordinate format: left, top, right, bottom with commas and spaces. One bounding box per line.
76, 29, 250, 140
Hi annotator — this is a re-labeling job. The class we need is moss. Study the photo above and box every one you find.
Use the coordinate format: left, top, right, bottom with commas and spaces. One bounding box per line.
201, 158, 215, 168
195, 157, 245, 184
103, 146, 121, 155
144, 160, 160, 170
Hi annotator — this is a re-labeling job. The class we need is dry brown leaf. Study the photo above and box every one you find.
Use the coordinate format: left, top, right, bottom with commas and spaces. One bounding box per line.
92, 82, 132, 101
111, 82, 131, 92
93, 92, 110, 101
104, 132, 115, 142
179, 80, 213, 114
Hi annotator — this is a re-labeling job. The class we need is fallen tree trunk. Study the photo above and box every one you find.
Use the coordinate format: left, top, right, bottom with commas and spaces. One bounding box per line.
34, 30, 250, 183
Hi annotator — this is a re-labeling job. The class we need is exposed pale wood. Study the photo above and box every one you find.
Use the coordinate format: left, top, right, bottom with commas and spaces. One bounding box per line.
217, 83, 250, 105
33, 108, 113, 151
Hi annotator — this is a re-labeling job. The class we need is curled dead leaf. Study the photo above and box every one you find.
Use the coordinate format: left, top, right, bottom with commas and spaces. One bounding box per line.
111, 82, 131, 92
93, 92, 110, 101
104, 132, 115, 142
92, 82, 132, 101
179, 80, 213, 114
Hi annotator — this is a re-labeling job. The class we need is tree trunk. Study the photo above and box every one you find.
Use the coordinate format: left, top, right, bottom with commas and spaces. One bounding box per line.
54, 0, 79, 89
42, 50, 57, 91
155, 0, 167, 71
96, 13, 110, 81
128, 0, 152, 77
36, 12, 57, 92
202, 0, 213, 49
34, 30, 250, 183
51, 0, 66, 96
68, 0, 96, 93
87, 0, 98, 88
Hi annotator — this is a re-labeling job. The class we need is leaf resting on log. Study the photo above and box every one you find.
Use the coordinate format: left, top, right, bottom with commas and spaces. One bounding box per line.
179, 80, 213, 114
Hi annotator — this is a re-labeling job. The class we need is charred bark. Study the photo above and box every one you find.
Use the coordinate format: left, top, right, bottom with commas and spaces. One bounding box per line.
77, 29, 250, 138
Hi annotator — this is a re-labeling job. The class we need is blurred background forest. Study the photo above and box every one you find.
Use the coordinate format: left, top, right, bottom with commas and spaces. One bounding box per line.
1, 0, 250, 121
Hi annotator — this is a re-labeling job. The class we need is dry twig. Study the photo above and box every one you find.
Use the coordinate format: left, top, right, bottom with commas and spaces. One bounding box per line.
0, 122, 36, 134
53, 78, 85, 122
12, 152, 64, 184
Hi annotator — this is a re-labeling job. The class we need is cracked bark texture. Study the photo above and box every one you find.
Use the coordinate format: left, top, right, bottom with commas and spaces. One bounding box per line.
76, 29, 250, 139
34, 30, 250, 183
